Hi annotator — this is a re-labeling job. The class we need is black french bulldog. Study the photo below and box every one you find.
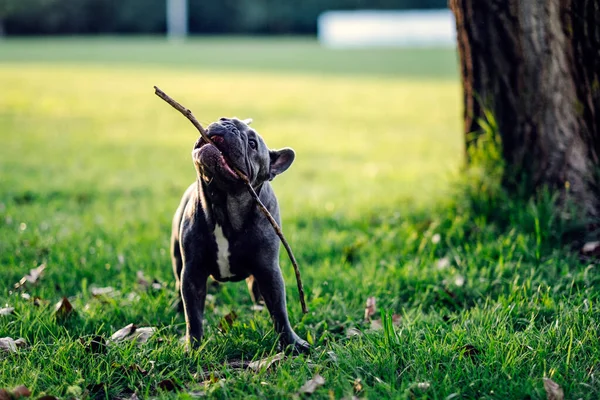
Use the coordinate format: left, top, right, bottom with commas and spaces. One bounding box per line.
170, 117, 309, 353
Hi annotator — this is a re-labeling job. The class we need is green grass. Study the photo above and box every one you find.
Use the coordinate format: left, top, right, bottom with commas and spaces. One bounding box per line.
0, 37, 598, 399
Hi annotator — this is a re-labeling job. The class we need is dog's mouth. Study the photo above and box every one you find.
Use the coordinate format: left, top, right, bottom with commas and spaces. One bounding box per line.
193, 135, 239, 180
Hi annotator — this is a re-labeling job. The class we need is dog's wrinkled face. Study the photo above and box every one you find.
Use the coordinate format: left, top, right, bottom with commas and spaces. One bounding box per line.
192, 117, 295, 191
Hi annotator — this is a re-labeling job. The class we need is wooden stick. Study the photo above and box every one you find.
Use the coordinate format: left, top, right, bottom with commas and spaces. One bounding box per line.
154, 86, 308, 314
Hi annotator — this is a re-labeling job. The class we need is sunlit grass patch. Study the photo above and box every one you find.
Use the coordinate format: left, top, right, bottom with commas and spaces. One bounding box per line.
0, 38, 598, 399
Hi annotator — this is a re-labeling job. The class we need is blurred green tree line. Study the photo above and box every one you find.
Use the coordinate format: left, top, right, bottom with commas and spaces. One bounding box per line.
0, 0, 447, 35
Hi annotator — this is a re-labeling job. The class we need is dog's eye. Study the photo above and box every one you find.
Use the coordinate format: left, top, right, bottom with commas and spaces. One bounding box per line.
248, 139, 258, 150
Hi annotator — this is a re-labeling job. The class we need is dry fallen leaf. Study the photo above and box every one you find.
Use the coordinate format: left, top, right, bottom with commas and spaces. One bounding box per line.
298, 374, 325, 395
136, 270, 150, 288
111, 323, 137, 341
111, 362, 148, 376
364, 297, 376, 321
136, 271, 163, 290
346, 328, 362, 338
133, 327, 157, 343
0, 389, 10, 400
543, 378, 564, 400
91, 287, 115, 297
79, 335, 107, 354
157, 379, 180, 392
12, 385, 31, 398
86, 383, 106, 399
582, 241, 600, 255
110, 323, 156, 344
0, 307, 14, 316
248, 352, 285, 372
14, 263, 47, 290
370, 314, 402, 331
218, 311, 238, 332
54, 297, 75, 319
0, 337, 27, 353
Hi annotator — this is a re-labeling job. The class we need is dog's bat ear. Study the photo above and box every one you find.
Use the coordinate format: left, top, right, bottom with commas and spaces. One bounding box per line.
241, 118, 253, 125
268, 148, 295, 180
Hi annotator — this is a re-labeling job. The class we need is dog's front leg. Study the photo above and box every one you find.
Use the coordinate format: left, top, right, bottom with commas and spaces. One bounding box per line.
253, 265, 309, 354
180, 258, 208, 350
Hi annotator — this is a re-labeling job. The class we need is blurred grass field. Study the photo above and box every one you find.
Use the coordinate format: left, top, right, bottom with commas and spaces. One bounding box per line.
1, 38, 598, 399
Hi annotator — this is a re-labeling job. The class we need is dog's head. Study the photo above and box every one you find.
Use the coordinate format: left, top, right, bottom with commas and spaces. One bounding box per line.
192, 117, 295, 191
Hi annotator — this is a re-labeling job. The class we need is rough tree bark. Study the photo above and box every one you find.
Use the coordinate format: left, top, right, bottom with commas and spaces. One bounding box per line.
450, 0, 600, 219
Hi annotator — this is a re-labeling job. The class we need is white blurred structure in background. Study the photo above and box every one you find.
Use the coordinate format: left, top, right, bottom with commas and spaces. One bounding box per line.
167, 0, 188, 39
318, 9, 456, 48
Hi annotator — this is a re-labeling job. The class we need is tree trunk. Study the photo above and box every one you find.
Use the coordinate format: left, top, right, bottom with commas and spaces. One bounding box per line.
450, 0, 600, 219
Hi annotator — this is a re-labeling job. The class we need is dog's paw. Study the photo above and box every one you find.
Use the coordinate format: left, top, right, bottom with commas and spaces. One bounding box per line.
291, 338, 310, 354
281, 335, 310, 355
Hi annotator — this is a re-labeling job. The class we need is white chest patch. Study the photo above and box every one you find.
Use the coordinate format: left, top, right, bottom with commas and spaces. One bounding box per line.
214, 224, 234, 278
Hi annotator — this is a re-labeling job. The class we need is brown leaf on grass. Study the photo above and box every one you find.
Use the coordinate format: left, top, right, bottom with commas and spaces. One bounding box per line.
0, 307, 14, 316
136, 270, 150, 288
136, 271, 164, 291
110, 323, 156, 344
79, 335, 107, 354
543, 378, 564, 400
248, 352, 285, 372
54, 297, 74, 319
0, 385, 30, 400
581, 241, 600, 258
157, 379, 180, 392
217, 311, 238, 332
298, 374, 325, 395
12, 385, 31, 398
111, 362, 148, 376
0, 337, 27, 353
86, 383, 106, 399
33, 297, 47, 307
14, 263, 46, 290
370, 314, 402, 331
364, 297, 376, 321
21, 294, 48, 307
127, 364, 148, 376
